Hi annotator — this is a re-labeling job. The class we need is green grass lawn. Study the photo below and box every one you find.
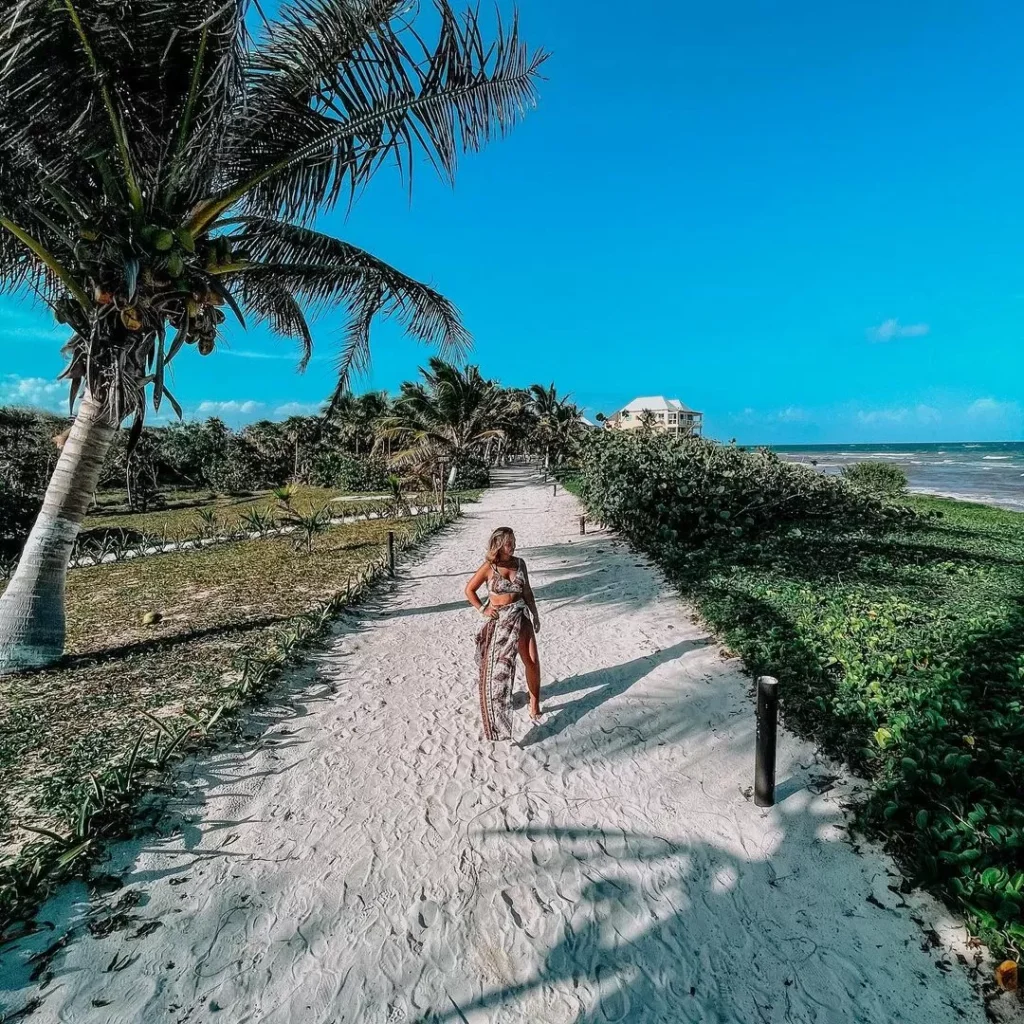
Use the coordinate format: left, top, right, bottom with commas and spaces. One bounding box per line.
0, 514, 432, 857
682, 494, 1024, 952
82, 485, 481, 542
85, 484, 368, 537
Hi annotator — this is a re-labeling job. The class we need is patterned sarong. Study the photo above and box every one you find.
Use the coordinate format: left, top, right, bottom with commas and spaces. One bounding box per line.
476, 599, 526, 741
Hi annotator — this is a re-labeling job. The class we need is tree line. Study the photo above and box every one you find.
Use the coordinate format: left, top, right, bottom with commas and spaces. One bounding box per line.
1, 360, 585, 557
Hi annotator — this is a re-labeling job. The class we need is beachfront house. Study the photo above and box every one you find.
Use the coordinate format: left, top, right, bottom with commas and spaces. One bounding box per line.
606, 397, 703, 437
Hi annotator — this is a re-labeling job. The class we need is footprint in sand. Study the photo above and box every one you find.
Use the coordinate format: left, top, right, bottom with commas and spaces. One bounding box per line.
595, 963, 631, 1022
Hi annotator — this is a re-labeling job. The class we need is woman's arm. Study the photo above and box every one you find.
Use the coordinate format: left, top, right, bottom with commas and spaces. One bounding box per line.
465, 563, 498, 619
521, 560, 540, 632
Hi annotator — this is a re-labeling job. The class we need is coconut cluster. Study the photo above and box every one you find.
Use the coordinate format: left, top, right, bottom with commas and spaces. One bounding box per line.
56, 219, 250, 357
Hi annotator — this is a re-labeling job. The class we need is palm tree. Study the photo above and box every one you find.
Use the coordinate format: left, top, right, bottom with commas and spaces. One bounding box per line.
528, 382, 573, 467
328, 390, 393, 457
377, 358, 504, 485
490, 386, 536, 464
0, 0, 545, 674
544, 400, 585, 465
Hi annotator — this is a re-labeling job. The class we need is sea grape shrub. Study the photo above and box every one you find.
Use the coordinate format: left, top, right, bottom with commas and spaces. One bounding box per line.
576, 432, 910, 558
841, 461, 909, 497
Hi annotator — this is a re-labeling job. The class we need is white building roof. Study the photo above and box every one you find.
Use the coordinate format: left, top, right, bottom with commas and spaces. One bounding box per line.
619, 396, 700, 415
579, 416, 598, 428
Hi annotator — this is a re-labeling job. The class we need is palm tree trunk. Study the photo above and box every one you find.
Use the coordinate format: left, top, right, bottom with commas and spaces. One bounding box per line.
0, 394, 117, 675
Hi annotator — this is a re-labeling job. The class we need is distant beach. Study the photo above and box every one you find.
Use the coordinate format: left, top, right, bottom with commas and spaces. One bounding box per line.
772, 441, 1024, 511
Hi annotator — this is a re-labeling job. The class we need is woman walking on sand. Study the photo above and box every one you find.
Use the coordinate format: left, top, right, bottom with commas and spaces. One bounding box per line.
464, 527, 542, 740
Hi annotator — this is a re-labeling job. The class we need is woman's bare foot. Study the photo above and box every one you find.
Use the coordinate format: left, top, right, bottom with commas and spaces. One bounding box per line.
529, 700, 542, 720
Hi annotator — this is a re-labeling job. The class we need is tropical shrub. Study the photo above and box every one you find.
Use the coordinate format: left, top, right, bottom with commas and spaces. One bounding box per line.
0, 490, 39, 561
310, 453, 390, 493
841, 461, 908, 497
452, 455, 490, 490
0, 409, 66, 496
576, 432, 908, 557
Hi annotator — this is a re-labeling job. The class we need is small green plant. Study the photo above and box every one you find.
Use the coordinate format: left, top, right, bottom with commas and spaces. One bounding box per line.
240, 506, 278, 538
194, 508, 220, 537
841, 461, 908, 497
283, 504, 331, 555
272, 485, 296, 507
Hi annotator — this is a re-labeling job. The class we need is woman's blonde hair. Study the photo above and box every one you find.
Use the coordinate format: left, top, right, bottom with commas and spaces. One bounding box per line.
486, 527, 516, 563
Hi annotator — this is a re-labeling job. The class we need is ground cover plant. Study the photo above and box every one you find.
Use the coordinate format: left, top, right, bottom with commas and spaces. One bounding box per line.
572, 431, 1024, 957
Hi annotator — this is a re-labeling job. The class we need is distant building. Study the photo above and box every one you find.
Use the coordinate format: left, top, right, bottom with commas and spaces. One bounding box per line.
606, 396, 703, 437
579, 415, 598, 429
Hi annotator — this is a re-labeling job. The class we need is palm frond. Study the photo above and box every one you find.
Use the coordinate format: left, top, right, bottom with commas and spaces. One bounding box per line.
213, 0, 548, 222
0, 0, 544, 423
231, 218, 469, 397
237, 277, 314, 369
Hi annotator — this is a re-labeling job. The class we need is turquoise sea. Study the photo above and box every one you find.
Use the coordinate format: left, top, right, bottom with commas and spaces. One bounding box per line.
771, 441, 1024, 511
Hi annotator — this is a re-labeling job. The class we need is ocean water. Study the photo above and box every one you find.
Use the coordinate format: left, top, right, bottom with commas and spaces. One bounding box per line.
770, 441, 1024, 511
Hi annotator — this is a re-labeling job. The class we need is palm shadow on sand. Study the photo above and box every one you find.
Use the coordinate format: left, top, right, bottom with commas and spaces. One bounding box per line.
419, 814, 980, 1024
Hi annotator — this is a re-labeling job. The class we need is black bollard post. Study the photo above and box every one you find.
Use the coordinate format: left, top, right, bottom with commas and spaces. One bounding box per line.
387, 531, 395, 577
553, 483, 557, 497
579, 515, 586, 536
755, 676, 779, 807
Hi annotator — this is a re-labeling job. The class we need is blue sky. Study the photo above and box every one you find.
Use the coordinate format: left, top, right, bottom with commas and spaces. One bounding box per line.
3, 0, 1023, 444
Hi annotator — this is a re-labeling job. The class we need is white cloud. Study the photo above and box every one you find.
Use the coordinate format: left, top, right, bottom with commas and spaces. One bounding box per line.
194, 400, 266, 417
273, 401, 324, 418
776, 406, 808, 422
220, 348, 329, 364
0, 374, 66, 411
966, 397, 1020, 419
856, 404, 941, 425
220, 349, 295, 361
866, 319, 930, 342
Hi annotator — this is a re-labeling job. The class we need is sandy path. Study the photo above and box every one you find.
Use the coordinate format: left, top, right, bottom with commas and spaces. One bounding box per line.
1, 468, 991, 1023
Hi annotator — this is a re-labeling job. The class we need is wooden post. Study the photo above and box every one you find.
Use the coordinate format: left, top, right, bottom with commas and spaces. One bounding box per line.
387, 531, 395, 577
346, 576, 351, 603
439, 459, 447, 518
755, 676, 779, 807
579, 515, 586, 536
552, 483, 557, 497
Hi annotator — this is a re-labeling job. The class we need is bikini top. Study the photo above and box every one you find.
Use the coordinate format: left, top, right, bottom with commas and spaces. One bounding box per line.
489, 558, 525, 595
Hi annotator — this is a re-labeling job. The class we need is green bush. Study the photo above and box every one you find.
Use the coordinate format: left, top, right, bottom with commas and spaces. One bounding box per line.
309, 452, 390, 492
841, 461, 908, 497
576, 432, 908, 556
452, 455, 490, 490
0, 489, 39, 560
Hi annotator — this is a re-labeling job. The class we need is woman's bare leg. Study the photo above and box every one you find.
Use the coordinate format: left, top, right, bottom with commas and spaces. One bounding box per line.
519, 621, 542, 718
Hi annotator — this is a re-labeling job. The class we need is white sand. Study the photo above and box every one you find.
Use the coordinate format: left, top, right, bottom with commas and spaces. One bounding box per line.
1, 468, 1004, 1022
